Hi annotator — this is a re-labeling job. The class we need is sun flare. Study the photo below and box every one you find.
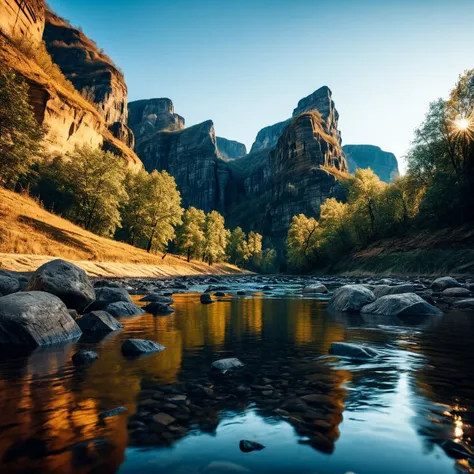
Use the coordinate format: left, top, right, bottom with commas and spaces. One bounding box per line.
455, 117, 470, 131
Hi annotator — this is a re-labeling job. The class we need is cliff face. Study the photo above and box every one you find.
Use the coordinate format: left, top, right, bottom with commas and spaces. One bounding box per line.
343, 145, 399, 182
216, 137, 247, 159
0, 0, 140, 168
250, 120, 291, 153
0, 0, 45, 44
43, 9, 134, 147
228, 87, 346, 244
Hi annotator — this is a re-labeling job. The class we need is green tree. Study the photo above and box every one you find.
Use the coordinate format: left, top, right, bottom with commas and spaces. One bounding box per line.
176, 207, 206, 261
286, 214, 320, 271
247, 231, 263, 270
203, 211, 229, 265
226, 226, 249, 266
261, 247, 278, 274
61, 147, 128, 236
0, 63, 43, 188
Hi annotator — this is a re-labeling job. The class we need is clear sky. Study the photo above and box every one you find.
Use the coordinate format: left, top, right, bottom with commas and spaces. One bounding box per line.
48, 0, 474, 172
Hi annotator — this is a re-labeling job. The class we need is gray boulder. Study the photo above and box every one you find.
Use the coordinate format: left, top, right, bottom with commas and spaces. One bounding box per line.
143, 302, 174, 315
0, 275, 20, 296
93, 279, 122, 288
139, 293, 174, 304
76, 311, 124, 333
200, 293, 213, 304
302, 283, 328, 294
0, 291, 82, 347
72, 350, 99, 366
441, 287, 471, 297
326, 285, 376, 312
27, 259, 95, 312
361, 293, 442, 317
373, 284, 415, 298
431, 276, 462, 292
86, 286, 132, 311
121, 339, 166, 356
329, 342, 378, 359
212, 358, 244, 373
453, 299, 474, 310
106, 302, 144, 317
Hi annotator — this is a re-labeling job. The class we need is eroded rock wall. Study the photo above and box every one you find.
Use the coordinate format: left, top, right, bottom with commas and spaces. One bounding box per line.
0, 0, 45, 44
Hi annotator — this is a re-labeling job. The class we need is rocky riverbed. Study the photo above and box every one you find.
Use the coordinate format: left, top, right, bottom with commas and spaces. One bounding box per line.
0, 261, 473, 473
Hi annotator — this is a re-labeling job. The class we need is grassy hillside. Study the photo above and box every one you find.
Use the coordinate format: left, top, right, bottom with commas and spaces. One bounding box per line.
0, 188, 243, 277
326, 226, 474, 277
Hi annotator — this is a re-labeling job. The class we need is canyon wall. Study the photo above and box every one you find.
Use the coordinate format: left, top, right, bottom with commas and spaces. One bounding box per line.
216, 137, 247, 160
0, 0, 45, 44
343, 145, 399, 182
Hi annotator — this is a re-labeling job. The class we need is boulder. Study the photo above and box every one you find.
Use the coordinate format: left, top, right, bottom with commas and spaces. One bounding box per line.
72, 350, 99, 366
431, 277, 462, 292
143, 302, 174, 315
200, 293, 213, 304
76, 311, 124, 333
239, 440, 265, 453
121, 339, 166, 356
85, 286, 132, 311
441, 287, 471, 297
453, 299, 474, 310
373, 284, 415, 298
329, 342, 378, 359
0, 292, 82, 347
0, 275, 21, 296
214, 291, 226, 297
361, 293, 442, 317
106, 302, 144, 317
93, 279, 122, 288
302, 284, 328, 294
139, 294, 174, 304
212, 358, 244, 373
326, 285, 376, 312
27, 259, 95, 312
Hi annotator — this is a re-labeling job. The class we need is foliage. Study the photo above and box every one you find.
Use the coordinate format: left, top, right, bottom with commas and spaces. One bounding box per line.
226, 226, 249, 266
203, 211, 229, 265
286, 214, 320, 271
246, 231, 263, 270
176, 207, 206, 261
0, 63, 43, 188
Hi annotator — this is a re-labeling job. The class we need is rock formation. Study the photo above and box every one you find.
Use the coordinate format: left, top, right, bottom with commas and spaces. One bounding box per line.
0, 0, 141, 168
216, 137, 247, 159
250, 120, 291, 153
343, 145, 399, 182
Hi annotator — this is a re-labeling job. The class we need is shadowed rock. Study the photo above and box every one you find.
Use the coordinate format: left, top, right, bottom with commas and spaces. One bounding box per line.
121, 339, 166, 356
0, 291, 82, 346
211, 358, 244, 373
303, 284, 328, 294
373, 284, 415, 298
326, 285, 376, 312
329, 342, 378, 359
200, 293, 213, 304
143, 302, 174, 315
431, 277, 462, 292
0, 275, 21, 296
72, 350, 99, 366
76, 311, 124, 333
239, 440, 265, 452
441, 287, 470, 297
27, 259, 95, 312
106, 302, 144, 317
361, 293, 442, 317
85, 286, 132, 311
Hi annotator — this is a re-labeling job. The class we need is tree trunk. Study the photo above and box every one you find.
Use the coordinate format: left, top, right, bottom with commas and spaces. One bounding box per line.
146, 228, 156, 253
187, 247, 191, 262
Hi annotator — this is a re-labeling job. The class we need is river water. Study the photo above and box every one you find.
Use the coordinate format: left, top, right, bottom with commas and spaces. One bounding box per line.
0, 285, 473, 474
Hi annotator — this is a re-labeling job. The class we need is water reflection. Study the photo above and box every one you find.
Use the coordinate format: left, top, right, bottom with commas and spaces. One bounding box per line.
0, 292, 471, 473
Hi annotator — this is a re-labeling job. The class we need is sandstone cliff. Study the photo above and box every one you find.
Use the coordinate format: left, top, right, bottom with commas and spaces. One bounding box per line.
249, 120, 291, 153
343, 145, 399, 182
0, 0, 140, 168
216, 137, 247, 159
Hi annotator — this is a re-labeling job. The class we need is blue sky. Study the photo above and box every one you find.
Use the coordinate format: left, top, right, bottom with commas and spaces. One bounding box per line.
48, 0, 474, 172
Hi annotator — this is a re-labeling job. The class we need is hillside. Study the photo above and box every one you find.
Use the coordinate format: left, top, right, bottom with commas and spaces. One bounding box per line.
0, 188, 243, 277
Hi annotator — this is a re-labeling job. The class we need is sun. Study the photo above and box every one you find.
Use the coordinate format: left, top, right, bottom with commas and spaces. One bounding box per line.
451, 114, 474, 140
455, 117, 470, 131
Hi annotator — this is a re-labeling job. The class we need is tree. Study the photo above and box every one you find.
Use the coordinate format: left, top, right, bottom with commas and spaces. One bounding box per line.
203, 211, 229, 265
61, 147, 127, 236
176, 207, 206, 261
261, 247, 278, 274
226, 226, 249, 266
286, 214, 320, 271
0, 63, 43, 188
246, 231, 263, 270
142, 170, 183, 253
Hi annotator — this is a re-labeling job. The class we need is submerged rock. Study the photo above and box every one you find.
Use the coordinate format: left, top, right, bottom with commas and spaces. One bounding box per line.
98, 407, 128, 419
72, 350, 99, 366
329, 342, 378, 359
143, 302, 174, 315
373, 284, 415, 298
140, 294, 174, 304
302, 284, 328, 294
0, 292, 82, 347
239, 440, 265, 453
361, 293, 442, 317
121, 339, 166, 356
326, 285, 376, 312
106, 301, 144, 317
76, 311, 124, 333
214, 291, 226, 297
211, 358, 244, 373
27, 259, 95, 312
431, 277, 462, 292
200, 293, 213, 304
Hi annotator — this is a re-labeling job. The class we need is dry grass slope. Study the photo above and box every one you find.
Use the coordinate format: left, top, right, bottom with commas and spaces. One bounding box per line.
0, 188, 243, 277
